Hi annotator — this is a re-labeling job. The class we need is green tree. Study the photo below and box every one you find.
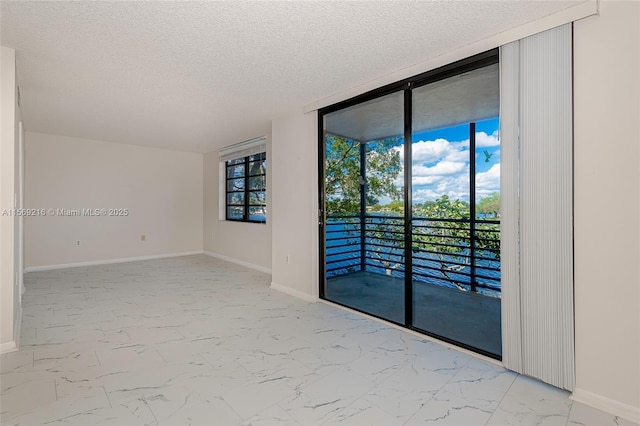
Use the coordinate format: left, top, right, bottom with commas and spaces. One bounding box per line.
477, 192, 500, 218
367, 216, 405, 275
412, 195, 471, 289
413, 195, 469, 219
475, 193, 500, 264
324, 135, 402, 215
387, 200, 404, 213
412, 195, 500, 291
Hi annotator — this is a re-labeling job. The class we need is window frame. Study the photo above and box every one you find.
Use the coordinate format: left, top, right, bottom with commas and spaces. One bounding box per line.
224, 151, 266, 224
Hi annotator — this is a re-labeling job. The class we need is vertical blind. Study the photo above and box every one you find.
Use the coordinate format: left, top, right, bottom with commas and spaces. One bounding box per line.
500, 23, 575, 391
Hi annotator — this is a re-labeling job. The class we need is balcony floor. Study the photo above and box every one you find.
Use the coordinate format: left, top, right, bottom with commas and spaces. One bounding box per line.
325, 271, 501, 357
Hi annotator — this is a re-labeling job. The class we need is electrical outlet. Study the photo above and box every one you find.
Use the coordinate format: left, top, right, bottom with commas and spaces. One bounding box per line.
141, 234, 146, 241
76, 240, 80, 246
286, 255, 291, 264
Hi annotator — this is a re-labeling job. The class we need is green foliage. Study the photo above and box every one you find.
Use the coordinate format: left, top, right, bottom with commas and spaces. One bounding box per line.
413, 195, 469, 219
364, 139, 402, 207
386, 200, 404, 213
412, 195, 471, 267
367, 216, 405, 274
475, 193, 500, 262
324, 135, 402, 215
477, 192, 500, 218
412, 195, 500, 291
413, 198, 470, 290
475, 222, 500, 261
325, 136, 360, 215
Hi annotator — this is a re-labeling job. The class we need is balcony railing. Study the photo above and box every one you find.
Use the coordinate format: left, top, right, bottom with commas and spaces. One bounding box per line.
325, 214, 501, 296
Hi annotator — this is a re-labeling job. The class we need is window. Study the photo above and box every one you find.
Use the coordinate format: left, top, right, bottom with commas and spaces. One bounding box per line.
225, 152, 266, 223
219, 136, 267, 223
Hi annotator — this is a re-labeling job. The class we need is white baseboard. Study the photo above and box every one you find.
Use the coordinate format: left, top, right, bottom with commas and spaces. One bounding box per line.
270, 281, 318, 303
203, 251, 271, 274
24, 251, 204, 273
0, 341, 17, 354
571, 387, 640, 424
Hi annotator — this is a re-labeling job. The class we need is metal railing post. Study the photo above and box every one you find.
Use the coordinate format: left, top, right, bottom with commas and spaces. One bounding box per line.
469, 123, 477, 293
360, 142, 367, 272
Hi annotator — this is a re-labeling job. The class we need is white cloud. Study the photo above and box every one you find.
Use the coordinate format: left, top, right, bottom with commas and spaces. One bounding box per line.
408, 138, 467, 164
475, 130, 500, 147
412, 171, 471, 204
413, 160, 466, 177
406, 137, 469, 203
476, 164, 500, 199
412, 175, 441, 186
412, 188, 442, 202
388, 132, 500, 203
406, 131, 498, 162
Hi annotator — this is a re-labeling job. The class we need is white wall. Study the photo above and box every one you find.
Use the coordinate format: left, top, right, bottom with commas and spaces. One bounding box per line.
203, 137, 272, 273
572, 1, 640, 421
0, 46, 21, 353
24, 132, 203, 268
270, 110, 318, 301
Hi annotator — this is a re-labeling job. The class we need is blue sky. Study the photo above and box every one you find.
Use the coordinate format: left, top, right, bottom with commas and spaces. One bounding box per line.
395, 117, 500, 203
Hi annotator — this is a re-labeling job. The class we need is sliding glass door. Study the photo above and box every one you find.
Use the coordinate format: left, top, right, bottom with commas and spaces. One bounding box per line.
410, 64, 501, 355
322, 91, 406, 324
319, 51, 502, 358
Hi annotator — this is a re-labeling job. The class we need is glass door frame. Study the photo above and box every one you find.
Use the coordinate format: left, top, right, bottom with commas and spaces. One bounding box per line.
318, 48, 500, 360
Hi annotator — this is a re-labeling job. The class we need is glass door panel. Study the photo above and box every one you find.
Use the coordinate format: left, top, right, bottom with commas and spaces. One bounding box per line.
410, 64, 502, 356
322, 91, 405, 324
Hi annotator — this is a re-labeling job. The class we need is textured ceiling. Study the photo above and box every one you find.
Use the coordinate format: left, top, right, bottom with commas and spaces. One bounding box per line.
1, 1, 583, 153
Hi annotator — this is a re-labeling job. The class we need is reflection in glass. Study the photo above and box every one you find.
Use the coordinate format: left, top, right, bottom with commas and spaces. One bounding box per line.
227, 164, 244, 179
227, 193, 244, 205
227, 206, 244, 220
249, 191, 266, 205
249, 206, 266, 222
250, 176, 265, 191
227, 178, 244, 192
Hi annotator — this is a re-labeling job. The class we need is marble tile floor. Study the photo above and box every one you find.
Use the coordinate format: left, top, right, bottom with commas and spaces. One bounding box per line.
0, 255, 635, 426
